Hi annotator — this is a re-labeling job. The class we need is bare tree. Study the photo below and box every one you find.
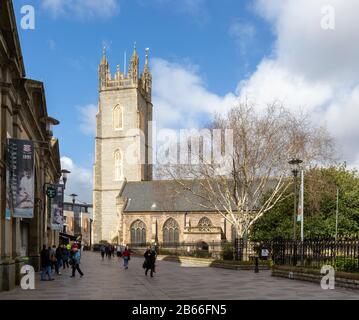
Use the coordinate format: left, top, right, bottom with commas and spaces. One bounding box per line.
158, 102, 335, 239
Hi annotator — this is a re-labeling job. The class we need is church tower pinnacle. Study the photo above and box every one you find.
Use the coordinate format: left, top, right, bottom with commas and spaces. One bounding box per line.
128, 42, 139, 84
93, 43, 153, 244
99, 46, 110, 89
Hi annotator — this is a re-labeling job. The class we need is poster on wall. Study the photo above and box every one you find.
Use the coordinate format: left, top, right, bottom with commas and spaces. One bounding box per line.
6, 139, 35, 218
51, 184, 65, 231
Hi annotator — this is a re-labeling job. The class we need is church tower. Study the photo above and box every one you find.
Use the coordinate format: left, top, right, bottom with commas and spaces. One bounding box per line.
93, 44, 153, 244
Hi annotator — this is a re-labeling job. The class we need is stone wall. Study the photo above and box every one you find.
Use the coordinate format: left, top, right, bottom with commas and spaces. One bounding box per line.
120, 211, 236, 245
93, 55, 153, 244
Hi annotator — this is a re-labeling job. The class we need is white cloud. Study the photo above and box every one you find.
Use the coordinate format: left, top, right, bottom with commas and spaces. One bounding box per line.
229, 20, 256, 55
61, 157, 93, 203
235, 0, 359, 168
152, 58, 237, 130
77, 104, 97, 136
42, 0, 120, 19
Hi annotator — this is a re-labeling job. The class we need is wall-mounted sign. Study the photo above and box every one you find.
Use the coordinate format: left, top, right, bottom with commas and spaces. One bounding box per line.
6, 139, 35, 218
51, 184, 64, 231
46, 186, 57, 199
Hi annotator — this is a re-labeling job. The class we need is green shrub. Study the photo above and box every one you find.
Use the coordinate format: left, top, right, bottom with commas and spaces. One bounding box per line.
221, 243, 234, 260
333, 257, 359, 273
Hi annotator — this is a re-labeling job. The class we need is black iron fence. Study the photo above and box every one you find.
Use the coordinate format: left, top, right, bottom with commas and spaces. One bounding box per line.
235, 238, 359, 273
127, 238, 359, 272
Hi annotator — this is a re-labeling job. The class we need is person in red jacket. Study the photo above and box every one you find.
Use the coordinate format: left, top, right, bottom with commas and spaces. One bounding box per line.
122, 246, 130, 269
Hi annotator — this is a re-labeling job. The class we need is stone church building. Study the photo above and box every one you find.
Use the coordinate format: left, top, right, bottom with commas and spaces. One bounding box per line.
92, 46, 237, 248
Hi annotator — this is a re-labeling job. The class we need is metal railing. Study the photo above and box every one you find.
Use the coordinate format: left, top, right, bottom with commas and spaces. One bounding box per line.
235, 238, 359, 273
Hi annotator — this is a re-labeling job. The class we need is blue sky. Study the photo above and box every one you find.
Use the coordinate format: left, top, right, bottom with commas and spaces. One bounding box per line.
12, 0, 359, 202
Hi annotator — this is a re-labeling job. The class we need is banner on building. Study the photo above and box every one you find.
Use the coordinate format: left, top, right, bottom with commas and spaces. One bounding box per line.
50, 184, 65, 231
5, 163, 12, 220
6, 139, 35, 218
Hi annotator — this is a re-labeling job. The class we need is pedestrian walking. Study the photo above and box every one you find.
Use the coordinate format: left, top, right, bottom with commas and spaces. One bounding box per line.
55, 244, 63, 275
122, 246, 130, 269
70, 247, 84, 278
112, 245, 115, 258
144, 247, 157, 277
100, 244, 106, 260
116, 245, 122, 259
49, 245, 57, 271
40, 245, 54, 281
62, 244, 70, 269
105, 245, 110, 258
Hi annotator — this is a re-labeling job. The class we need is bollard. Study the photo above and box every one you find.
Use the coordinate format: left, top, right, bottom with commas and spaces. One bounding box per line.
255, 256, 259, 273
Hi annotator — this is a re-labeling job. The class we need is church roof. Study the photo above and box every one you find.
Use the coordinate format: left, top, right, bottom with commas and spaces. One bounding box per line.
121, 180, 220, 213
120, 179, 278, 213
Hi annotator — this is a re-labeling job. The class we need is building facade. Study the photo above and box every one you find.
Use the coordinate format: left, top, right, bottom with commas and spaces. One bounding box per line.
93, 45, 153, 244
0, 0, 62, 291
92, 45, 237, 249
63, 202, 93, 247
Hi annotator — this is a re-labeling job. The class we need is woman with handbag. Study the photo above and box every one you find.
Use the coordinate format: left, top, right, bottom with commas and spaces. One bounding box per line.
144, 247, 156, 277
122, 246, 130, 269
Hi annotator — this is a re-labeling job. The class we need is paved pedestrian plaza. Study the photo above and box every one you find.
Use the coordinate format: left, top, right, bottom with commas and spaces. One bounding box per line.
0, 252, 358, 300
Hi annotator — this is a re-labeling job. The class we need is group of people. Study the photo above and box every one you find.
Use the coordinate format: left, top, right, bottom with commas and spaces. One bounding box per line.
100, 244, 130, 267
100, 244, 116, 259
100, 244, 157, 277
40, 242, 84, 281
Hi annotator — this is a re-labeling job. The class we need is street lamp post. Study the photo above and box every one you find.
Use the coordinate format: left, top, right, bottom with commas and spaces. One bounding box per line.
289, 159, 303, 241
70, 193, 79, 238
335, 187, 339, 241
61, 169, 71, 189
70, 193, 78, 205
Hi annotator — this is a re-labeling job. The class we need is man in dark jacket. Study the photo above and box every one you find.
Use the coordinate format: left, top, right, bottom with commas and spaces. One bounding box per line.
62, 245, 70, 269
144, 247, 157, 277
40, 245, 54, 281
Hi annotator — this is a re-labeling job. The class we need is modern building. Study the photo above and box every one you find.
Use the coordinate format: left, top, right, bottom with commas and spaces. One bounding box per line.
62, 202, 93, 247
92, 46, 237, 249
0, 0, 62, 291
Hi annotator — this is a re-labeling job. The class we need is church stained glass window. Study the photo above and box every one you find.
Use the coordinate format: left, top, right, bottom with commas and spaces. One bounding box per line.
198, 217, 212, 232
163, 218, 180, 244
130, 220, 146, 245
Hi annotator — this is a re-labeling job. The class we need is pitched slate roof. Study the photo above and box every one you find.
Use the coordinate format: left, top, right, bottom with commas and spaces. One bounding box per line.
120, 179, 279, 213
121, 180, 216, 212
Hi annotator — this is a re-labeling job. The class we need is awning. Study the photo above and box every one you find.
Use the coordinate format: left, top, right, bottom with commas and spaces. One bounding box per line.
59, 233, 78, 241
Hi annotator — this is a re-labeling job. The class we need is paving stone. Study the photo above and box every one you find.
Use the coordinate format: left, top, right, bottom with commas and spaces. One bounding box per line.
0, 252, 358, 300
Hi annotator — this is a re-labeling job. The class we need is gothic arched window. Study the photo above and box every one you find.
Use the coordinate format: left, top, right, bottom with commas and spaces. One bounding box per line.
130, 220, 146, 245
113, 105, 123, 130
198, 217, 212, 232
114, 150, 123, 181
163, 218, 180, 244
